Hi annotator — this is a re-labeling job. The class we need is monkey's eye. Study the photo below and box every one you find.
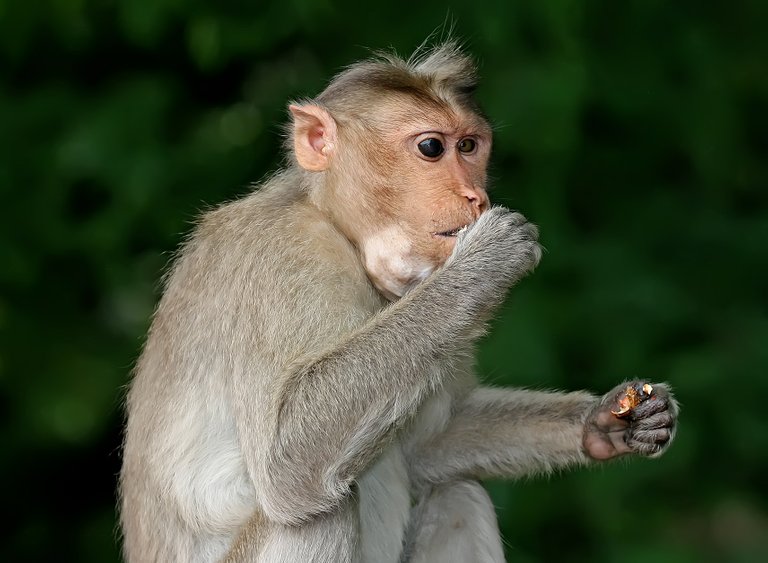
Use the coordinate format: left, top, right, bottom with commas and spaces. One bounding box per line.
457, 138, 477, 154
417, 138, 445, 159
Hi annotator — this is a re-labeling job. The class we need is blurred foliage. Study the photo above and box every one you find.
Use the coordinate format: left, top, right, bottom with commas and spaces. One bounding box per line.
1, 0, 766, 561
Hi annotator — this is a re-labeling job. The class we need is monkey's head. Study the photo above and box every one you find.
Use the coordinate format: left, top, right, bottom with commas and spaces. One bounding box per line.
289, 43, 492, 300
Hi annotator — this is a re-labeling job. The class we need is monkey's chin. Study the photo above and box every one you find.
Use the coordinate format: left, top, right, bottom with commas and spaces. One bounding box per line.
373, 280, 407, 302
369, 271, 428, 301
360, 228, 439, 300
363, 254, 437, 300
363, 254, 437, 301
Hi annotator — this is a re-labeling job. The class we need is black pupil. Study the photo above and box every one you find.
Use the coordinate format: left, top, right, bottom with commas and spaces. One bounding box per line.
418, 138, 444, 158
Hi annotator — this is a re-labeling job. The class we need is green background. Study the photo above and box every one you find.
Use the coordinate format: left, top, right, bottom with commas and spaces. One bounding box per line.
1, 1, 766, 561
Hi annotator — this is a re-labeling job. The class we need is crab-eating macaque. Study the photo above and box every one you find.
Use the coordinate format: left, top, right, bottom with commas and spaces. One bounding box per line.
119, 42, 678, 563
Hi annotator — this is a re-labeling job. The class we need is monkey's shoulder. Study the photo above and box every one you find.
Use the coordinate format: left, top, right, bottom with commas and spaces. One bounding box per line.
175, 182, 361, 288
157, 178, 384, 357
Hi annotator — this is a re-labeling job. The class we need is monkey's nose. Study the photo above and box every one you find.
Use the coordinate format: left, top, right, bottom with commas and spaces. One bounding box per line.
456, 181, 489, 218
466, 191, 489, 218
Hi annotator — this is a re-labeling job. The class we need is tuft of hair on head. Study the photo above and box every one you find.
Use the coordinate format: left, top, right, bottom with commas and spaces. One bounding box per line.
314, 39, 481, 117
405, 39, 478, 97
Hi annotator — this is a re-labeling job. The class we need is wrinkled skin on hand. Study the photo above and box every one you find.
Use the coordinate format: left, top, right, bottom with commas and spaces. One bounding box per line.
583, 381, 679, 460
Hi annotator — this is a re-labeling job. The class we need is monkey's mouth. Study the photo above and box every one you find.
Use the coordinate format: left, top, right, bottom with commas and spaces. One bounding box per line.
434, 225, 469, 238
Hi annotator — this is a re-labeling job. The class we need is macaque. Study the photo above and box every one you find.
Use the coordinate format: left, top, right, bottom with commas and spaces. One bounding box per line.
119, 42, 678, 563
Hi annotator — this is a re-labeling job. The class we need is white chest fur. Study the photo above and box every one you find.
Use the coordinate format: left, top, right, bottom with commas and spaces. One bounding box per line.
358, 445, 411, 563
357, 382, 459, 562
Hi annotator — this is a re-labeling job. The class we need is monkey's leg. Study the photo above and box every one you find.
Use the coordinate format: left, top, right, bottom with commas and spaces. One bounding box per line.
403, 480, 504, 563
226, 497, 360, 563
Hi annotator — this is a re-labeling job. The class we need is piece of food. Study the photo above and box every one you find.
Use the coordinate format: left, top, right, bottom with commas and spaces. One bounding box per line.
611, 383, 654, 418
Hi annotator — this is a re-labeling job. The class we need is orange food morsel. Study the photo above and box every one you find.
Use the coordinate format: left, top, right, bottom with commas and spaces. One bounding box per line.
610, 383, 653, 418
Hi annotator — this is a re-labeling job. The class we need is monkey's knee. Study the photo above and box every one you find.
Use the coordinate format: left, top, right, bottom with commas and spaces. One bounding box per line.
406, 480, 504, 563
250, 500, 360, 563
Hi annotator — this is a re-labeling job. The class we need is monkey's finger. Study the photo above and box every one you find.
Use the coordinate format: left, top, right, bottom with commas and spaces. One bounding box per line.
475, 208, 530, 234
633, 410, 675, 431
625, 437, 665, 457
630, 427, 671, 445
631, 394, 669, 419
469, 206, 511, 230
514, 220, 539, 242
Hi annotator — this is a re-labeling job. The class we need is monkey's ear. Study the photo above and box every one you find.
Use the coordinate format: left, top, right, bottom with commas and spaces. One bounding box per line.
289, 104, 338, 172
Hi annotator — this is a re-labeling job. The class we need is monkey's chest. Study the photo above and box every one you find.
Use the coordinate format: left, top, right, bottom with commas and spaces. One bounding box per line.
356, 386, 456, 562
358, 445, 411, 563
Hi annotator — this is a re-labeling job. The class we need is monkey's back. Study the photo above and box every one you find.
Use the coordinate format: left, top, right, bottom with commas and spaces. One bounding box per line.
119, 171, 384, 562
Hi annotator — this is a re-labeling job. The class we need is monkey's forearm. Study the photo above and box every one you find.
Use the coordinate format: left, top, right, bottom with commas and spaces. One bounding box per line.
410, 387, 597, 484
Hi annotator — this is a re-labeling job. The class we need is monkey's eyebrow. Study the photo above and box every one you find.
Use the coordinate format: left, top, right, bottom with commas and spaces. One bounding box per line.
406, 125, 489, 138
409, 129, 448, 137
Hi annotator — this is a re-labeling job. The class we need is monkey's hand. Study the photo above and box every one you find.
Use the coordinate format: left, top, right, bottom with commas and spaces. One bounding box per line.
582, 381, 678, 460
445, 207, 541, 313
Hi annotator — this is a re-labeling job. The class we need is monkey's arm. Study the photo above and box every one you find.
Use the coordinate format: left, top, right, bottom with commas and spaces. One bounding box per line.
234, 207, 539, 525
410, 382, 678, 484
410, 387, 595, 483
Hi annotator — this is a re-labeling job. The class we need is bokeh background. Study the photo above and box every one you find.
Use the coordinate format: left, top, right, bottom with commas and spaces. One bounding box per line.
1, 1, 766, 561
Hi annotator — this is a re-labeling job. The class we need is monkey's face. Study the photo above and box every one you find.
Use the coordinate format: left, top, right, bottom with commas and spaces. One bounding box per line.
290, 97, 492, 301
352, 105, 492, 300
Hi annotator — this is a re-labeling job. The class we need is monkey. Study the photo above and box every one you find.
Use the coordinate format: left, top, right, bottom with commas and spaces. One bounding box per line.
119, 42, 678, 563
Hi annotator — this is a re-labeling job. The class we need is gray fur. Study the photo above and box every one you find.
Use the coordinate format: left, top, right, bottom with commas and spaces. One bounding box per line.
119, 44, 677, 563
